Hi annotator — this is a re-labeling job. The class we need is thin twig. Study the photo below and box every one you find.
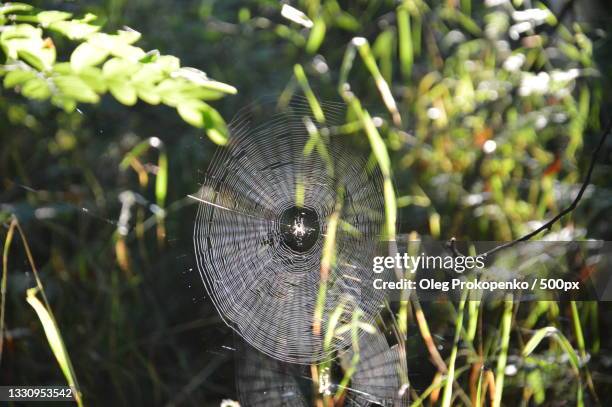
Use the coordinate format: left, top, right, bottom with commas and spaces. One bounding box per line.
447, 120, 612, 257
482, 120, 612, 258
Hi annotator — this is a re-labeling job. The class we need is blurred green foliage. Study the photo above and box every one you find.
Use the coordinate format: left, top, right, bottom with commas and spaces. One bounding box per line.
0, 2, 235, 144
1, 0, 612, 405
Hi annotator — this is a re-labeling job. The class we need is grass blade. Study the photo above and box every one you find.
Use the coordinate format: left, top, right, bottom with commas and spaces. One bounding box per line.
522, 324, 584, 406
441, 290, 468, 407
341, 96, 397, 240
306, 17, 326, 54
294, 64, 325, 123
26, 288, 83, 406
352, 37, 402, 126
0, 220, 17, 365
397, 5, 413, 79
3, 217, 83, 406
493, 298, 513, 407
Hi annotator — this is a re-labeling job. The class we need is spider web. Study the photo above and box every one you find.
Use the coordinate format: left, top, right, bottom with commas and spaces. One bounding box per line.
343, 329, 409, 407
193, 96, 387, 364
236, 340, 310, 407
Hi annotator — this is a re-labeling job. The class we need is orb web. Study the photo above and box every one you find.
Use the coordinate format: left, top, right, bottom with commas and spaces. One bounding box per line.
236, 341, 309, 407
193, 97, 387, 363
343, 329, 408, 406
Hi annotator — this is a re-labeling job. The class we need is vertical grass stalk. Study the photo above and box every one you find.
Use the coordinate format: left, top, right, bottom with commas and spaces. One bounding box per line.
493, 298, 513, 407
441, 290, 468, 407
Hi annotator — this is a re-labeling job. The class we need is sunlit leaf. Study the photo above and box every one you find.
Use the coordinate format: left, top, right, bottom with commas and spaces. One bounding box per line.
26, 288, 82, 406
306, 18, 326, 54
36, 11, 72, 25
53, 75, 100, 103
49, 18, 100, 40
71, 42, 109, 71
177, 100, 206, 128
109, 80, 137, 105
21, 77, 51, 99
0, 3, 33, 14
3, 69, 36, 88
156, 151, 168, 208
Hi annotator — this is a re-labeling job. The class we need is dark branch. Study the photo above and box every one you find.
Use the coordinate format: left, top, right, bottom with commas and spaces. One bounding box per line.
482, 119, 612, 258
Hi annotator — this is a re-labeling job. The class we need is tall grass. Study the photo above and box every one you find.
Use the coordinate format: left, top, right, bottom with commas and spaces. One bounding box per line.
2, 218, 83, 406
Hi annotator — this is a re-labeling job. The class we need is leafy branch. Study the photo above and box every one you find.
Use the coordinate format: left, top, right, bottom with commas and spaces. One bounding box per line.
0, 2, 236, 145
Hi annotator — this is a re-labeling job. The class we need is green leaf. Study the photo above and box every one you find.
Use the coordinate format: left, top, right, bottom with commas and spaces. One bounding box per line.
51, 95, 77, 112
36, 11, 72, 25
18, 48, 54, 71
176, 82, 227, 101
70, 42, 109, 72
131, 64, 164, 84
177, 100, 228, 144
77, 66, 107, 93
156, 79, 186, 106
139, 49, 160, 63
0, 3, 33, 14
26, 288, 82, 407
110, 44, 145, 61
177, 100, 205, 127
172, 67, 237, 94
51, 62, 72, 74
88, 33, 145, 60
156, 55, 180, 73
201, 104, 226, 129
196, 79, 236, 94
202, 105, 228, 145
102, 57, 139, 78
49, 19, 100, 40
206, 128, 228, 146
0, 23, 41, 44
117, 28, 141, 45
135, 84, 161, 105
53, 75, 99, 103
109, 80, 137, 105
3, 69, 36, 88
21, 77, 51, 99
344, 97, 396, 239
0, 7, 235, 149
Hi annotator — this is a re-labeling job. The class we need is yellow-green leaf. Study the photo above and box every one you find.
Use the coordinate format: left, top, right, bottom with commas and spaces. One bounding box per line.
3, 69, 36, 88
26, 288, 82, 406
206, 128, 228, 146
36, 11, 72, 25
109, 80, 137, 105
21, 77, 51, 99
71, 42, 109, 72
53, 75, 100, 103
306, 18, 326, 54
177, 101, 205, 128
